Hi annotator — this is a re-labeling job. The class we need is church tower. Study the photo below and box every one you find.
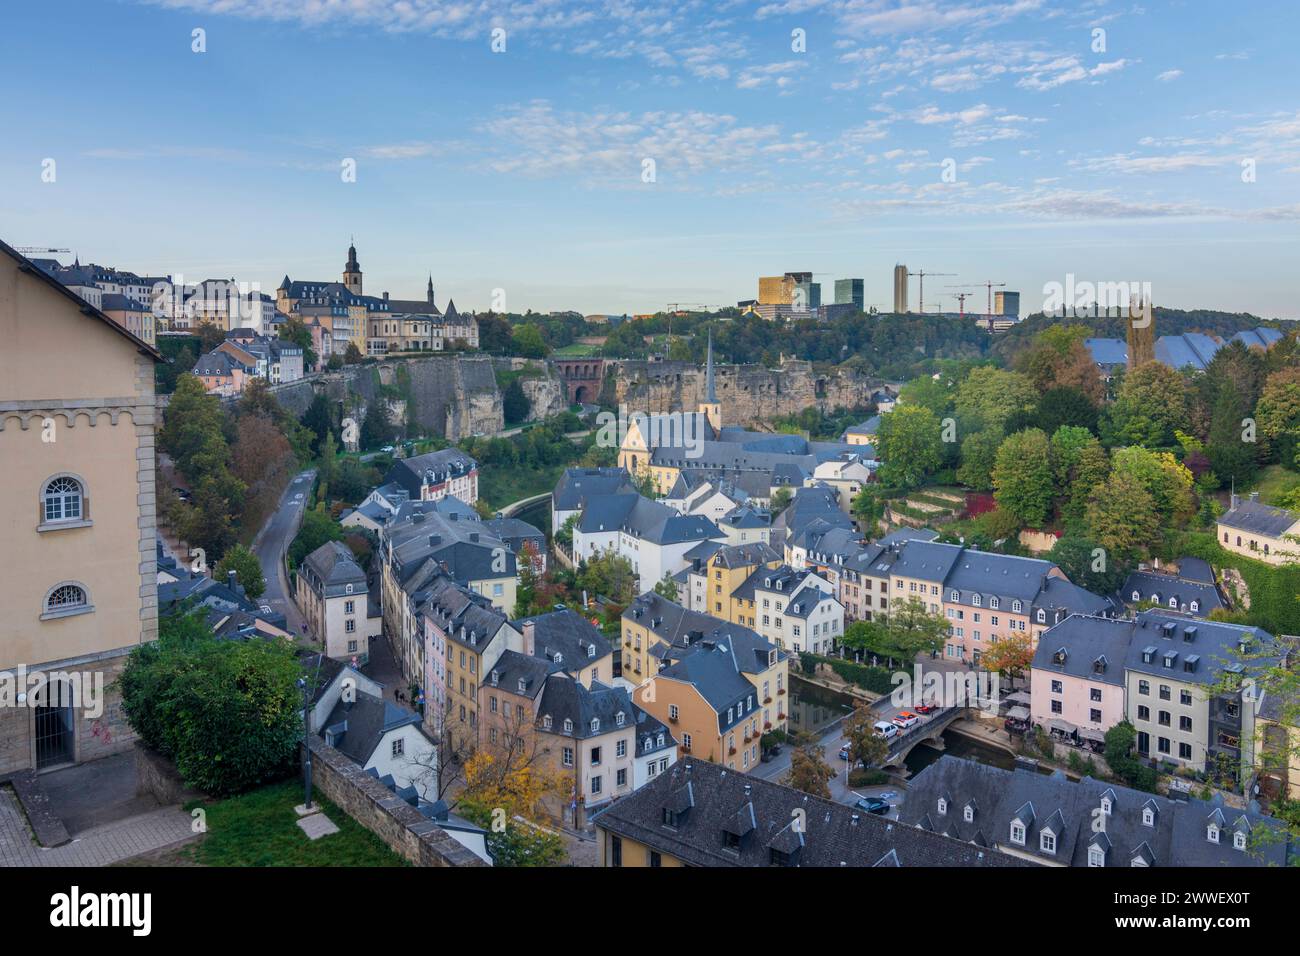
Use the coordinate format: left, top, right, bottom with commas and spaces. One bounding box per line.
343, 240, 363, 295
426, 274, 435, 306
698, 328, 722, 434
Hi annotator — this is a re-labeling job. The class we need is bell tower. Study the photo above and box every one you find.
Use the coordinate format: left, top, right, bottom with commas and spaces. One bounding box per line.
698, 328, 722, 434
343, 240, 362, 295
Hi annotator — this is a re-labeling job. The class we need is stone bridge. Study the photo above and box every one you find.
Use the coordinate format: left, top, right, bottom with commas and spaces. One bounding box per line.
551, 358, 606, 405
880, 706, 965, 770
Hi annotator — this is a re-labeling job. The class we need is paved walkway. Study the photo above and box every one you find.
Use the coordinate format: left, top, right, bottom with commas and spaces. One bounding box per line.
0, 788, 195, 867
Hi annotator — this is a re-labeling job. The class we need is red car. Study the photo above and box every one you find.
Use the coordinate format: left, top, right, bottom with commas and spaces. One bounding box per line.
915, 702, 938, 714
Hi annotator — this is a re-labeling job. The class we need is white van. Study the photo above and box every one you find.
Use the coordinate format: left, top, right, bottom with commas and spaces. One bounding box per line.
873, 721, 898, 740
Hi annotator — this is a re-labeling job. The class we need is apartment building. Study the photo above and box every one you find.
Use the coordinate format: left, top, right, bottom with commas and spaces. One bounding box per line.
296, 541, 381, 663
733, 564, 843, 655
382, 448, 479, 506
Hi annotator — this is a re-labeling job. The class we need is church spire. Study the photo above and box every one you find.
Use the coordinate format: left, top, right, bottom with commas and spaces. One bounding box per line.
427, 274, 435, 304
705, 327, 717, 404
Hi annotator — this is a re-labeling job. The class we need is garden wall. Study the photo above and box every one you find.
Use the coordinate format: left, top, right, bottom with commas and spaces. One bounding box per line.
304, 737, 486, 867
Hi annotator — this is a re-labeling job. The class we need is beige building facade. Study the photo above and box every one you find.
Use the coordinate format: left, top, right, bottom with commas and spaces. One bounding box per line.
0, 242, 160, 773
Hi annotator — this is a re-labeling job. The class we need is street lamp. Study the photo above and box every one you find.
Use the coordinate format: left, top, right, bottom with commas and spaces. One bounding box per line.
297, 676, 313, 811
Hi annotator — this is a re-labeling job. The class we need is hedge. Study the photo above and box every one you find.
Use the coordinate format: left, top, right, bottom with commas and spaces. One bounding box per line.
801, 652, 896, 695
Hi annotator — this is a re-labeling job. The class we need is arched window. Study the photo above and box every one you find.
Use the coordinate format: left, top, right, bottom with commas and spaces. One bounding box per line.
42, 583, 91, 620
43, 476, 84, 524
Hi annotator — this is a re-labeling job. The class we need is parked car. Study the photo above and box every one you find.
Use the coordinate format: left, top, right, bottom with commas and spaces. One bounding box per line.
872, 721, 898, 740
838, 743, 852, 761
174, 488, 192, 502
854, 796, 890, 816
892, 711, 920, 730
915, 702, 938, 714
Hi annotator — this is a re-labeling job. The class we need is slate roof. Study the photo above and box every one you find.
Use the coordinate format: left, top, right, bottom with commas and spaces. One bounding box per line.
537, 676, 636, 739
384, 448, 478, 498
655, 642, 764, 732
634, 706, 677, 757
484, 649, 560, 698
321, 692, 423, 768
1219, 496, 1300, 537
301, 540, 367, 589
517, 609, 613, 670
385, 503, 518, 586
904, 755, 1289, 867
419, 574, 511, 651
891, 540, 965, 583
877, 527, 938, 547
1031, 615, 1137, 687
1085, 337, 1129, 367
1124, 610, 1275, 687
843, 415, 881, 438
553, 467, 636, 512
704, 542, 781, 571
1121, 569, 1225, 617
593, 758, 1028, 867
1231, 327, 1284, 350
578, 492, 722, 545
625, 592, 782, 677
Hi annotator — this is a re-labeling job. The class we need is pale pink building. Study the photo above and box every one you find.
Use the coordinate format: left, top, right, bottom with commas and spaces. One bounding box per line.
1029, 615, 1132, 748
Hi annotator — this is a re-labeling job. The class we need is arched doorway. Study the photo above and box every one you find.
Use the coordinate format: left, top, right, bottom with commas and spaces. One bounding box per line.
33, 678, 75, 769
574, 385, 588, 404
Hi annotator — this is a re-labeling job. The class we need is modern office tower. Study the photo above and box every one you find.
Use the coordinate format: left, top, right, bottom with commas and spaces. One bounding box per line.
835, 278, 865, 311
758, 275, 793, 304
795, 280, 820, 310
893, 264, 909, 313
994, 290, 1020, 318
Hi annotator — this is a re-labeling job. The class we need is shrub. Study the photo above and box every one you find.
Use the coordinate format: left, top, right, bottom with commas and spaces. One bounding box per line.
121, 610, 303, 796
849, 768, 890, 787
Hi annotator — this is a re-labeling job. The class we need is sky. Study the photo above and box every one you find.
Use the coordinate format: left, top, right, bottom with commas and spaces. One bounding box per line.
1, 0, 1298, 318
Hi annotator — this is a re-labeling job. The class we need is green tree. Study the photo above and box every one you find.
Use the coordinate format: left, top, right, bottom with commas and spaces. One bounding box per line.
278, 315, 318, 370
652, 573, 679, 602
289, 506, 345, 569
215, 544, 266, 599
843, 701, 889, 770
956, 428, 1002, 491
784, 734, 834, 799
360, 401, 393, 451
1102, 361, 1188, 447
876, 404, 943, 490
992, 429, 1053, 527
953, 367, 1038, 432
511, 323, 550, 358
1084, 470, 1160, 566
502, 378, 530, 425
1049, 535, 1128, 594
120, 611, 302, 796
770, 487, 794, 516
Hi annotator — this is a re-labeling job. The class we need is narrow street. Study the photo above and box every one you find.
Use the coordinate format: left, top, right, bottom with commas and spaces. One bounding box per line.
251, 469, 316, 636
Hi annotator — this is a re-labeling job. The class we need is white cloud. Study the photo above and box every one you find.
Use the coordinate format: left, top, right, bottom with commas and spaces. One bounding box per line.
1156, 69, 1183, 82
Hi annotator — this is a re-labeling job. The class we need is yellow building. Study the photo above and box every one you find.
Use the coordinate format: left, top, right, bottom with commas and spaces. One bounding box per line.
1217, 493, 1300, 566
624, 593, 788, 770
0, 241, 161, 772
758, 275, 795, 305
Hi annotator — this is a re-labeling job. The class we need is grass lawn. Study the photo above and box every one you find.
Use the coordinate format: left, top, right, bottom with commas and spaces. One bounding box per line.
179, 779, 408, 867
479, 462, 569, 512
1250, 464, 1300, 506
554, 342, 602, 356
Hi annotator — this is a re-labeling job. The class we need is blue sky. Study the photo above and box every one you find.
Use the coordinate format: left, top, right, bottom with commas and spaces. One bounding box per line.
1, 0, 1298, 317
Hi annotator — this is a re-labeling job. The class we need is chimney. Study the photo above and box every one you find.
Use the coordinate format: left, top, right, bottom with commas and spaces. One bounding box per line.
1230, 492, 1240, 510
227, 570, 243, 596
382, 291, 389, 301
523, 620, 536, 656
429, 534, 441, 546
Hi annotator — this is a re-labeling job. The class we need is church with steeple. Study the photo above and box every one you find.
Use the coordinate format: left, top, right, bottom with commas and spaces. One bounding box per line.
275, 241, 478, 361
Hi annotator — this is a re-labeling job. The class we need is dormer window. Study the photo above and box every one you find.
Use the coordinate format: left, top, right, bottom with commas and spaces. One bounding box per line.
657, 733, 664, 746
1088, 845, 1105, 867
1036, 608, 1046, 624
616, 712, 625, 727
963, 805, 974, 823
591, 718, 600, 733
1168, 596, 1177, 608
517, 678, 527, 693
1011, 600, 1022, 613
989, 597, 999, 610
1010, 822, 1025, 845
937, 798, 947, 815
950, 590, 959, 602
1190, 601, 1199, 613
1131, 590, 1141, 601
1142, 805, 1156, 827
1101, 797, 1111, 815
1040, 831, 1056, 854
1206, 824, 1219, 844
1233, 831, 1247, 851
543, 715, 553, 730
588, 644, 596, 658
554, 652, 564, 664
563, 718, 573, 734
490, 670, 499, 686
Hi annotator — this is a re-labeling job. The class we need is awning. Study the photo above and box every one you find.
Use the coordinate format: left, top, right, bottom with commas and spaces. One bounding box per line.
1047, 718, 1078, 735
1005, 706, 1030, 720
1079, 728, 1105, 743
1006, 691, 1032, 705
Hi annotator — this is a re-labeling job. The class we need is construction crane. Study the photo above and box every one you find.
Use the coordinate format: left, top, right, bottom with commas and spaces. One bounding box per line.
908, 269, 954, 314
15, 246, 70, 256
947, 281, 1006, 317
945, 290, 972, 318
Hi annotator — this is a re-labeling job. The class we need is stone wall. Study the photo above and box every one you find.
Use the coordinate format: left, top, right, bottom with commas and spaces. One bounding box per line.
264, 355, 567, 440
304, 736, 487, 867
607, 358, 879, 426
